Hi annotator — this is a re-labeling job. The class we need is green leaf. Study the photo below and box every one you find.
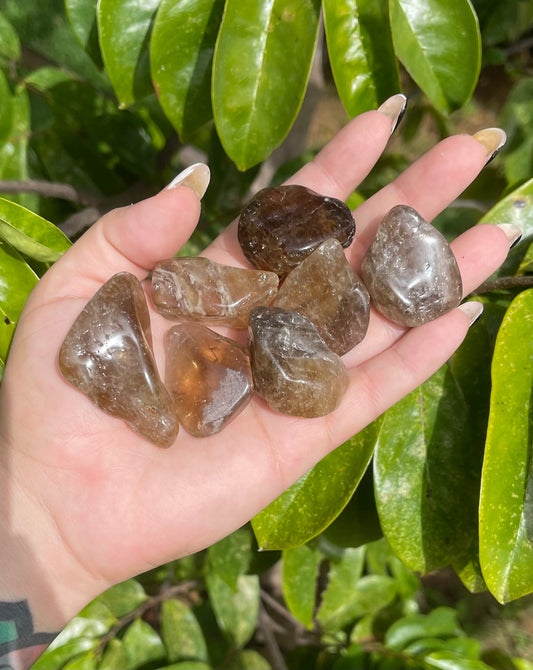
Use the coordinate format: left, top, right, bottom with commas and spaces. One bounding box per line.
0, 197, 71, 262
32, 639, 98, 670
389, 0, 481, 113
161, 599, 209, 664
65, 0, 101, 65
315, 547, 365, 631
0, 11, 21, 62
323, 0, 400, 117
0, 70, 13, 148
385, 607, 463, 651
99, 638, 129, 670
374, 366, 472, 573
212, 0, 320, 170
479, 289, 533, 603
252, 419, 381, 550
207, 528, 252, 592
206, 573, 260, 648
121, 618, 165, 668
97, 579, 148, 618
0, 239, 38, 365
151, 0, 225, 139
97, 0, 159, 107
157, 663, 212, 670
63, 650, 100, 669
224, 650, 271, 669
282, 544, 321, 628
423, 651, 492, 670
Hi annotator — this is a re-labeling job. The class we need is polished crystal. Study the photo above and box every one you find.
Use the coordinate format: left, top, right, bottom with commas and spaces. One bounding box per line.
361, 205, 463, 327
274, 238, 370, 355
58, 272, 178, 447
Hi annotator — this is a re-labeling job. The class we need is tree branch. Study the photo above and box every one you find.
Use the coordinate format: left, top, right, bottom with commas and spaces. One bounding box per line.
470, 275, 533, 295
0, 180, 100, 207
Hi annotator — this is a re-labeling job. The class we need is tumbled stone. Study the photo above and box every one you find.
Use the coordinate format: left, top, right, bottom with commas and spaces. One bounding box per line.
151, 257, 279, 328
274, 239, 370, 355
361, 205, 463, 327
59, 272, 178, 447
165, 323, 253, 437
249, 306, 348, 418
238, 185, 356, 276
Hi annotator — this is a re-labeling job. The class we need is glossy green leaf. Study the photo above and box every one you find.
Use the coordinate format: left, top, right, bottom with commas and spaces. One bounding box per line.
121, 618, 165, 668
99, 639, 129, 670
207, 528, 252, 591
206, 573, 260, 648
97, 0, 159, 107
0, 11, 21, 62
0, 239, 38, 365
97, 579, 148, 618
212, 0, 320, 170
323, 0, 400, 116
63, 650, 99, 669
479, 289, 533, 603
161, 599, 209, 664
389, 0, 481, 113
252, 420, 381, 550
0, 197, 71, 262
65, 0, 101, 65
225, 650, 271, 670
423, 651, 492, 670
282, 544, 321, 628
151, 0, 224, 139
374, 366, 471, 574
32, 639, 97, 670
385, 607, 463, 651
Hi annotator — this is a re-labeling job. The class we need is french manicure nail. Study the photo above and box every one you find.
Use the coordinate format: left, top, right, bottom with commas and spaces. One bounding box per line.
458, 301, 484, 327
472, 128, 507, 165
497, 223, 523, 249
166, 163, 210, 199
377, 93, 407, 135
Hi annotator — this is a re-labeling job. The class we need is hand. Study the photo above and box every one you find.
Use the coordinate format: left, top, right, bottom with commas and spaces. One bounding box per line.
0, 103, 511, 631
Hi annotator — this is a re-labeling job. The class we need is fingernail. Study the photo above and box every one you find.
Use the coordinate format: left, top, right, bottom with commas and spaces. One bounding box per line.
472, 128, 506, 165
458, 301, 484, 327
497, 223, 523, 249
165, 163, 210, 199
377, 93, 407, 135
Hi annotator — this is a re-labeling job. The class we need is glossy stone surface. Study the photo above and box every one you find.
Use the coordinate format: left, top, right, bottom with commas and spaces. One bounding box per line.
59, 272, 178, 447
238, 185, 356, 275
165, 323, 253, 437
274, 239, 370, 355
361, 205, 463, 327
152, 257, 279, 328
249, 306, 348, 418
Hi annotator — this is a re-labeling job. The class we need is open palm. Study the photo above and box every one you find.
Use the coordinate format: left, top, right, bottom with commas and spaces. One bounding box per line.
0, 108, 510, 621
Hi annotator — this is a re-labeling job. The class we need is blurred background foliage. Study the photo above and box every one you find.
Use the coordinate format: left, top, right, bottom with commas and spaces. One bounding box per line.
0, 0, 533, 667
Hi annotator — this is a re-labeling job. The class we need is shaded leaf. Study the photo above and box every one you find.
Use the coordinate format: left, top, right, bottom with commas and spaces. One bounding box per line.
97, 0, 159, 107
479, 289, 533, 602
0, 70, 13, 146
157, 663, 212, 670
0, 11, 21, 62
65, 0, 101, 65
252, 419, 381, 550
121, 618, 165, 668
323, 0, 400, 117
224, 650, 271, 670
207, 528, 252, 592
161, 599, 209, 664
374, 366, 471, 573
389, 0, 481, 112
385, 607, 463, 651
0, 197, 71, 262
282, 544, 321, 628
97, 579, 148, 618
212, 0, 320, 170
206, 573, 259, 648
151, 0, 225, 139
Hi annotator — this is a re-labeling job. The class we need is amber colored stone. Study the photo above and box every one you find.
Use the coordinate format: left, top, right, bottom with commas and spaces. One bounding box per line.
249, 306, 348, 418
238, 185, 356, 276
274, 239, 370, 355
59, 272, 178, 447
151, 257, 279, 328
361, 205, 463, 327
165, 323, 253, 437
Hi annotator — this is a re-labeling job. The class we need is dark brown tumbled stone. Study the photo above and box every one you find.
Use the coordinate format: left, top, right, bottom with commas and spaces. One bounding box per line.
238, 185, 355, 276
361, 205, 463, 327
165, 323, 253, 437
249, 306, 348, 418
274, 239, 370, 355
151, 257, 279, 328
58, 272, 178, 447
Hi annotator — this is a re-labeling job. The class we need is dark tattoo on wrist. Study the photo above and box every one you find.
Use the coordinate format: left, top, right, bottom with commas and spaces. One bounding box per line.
0, 600, 57, 670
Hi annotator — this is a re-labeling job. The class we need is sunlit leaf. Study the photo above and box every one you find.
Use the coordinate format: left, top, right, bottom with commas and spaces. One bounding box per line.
225, 650, 271, 670
99, 638, 128, 670
161, 599, 209, 664
213, 0, 320, 170
385, 607, 463, 651
121, 618, 165, 668
323, 0, 400, 116
65, 0, 101, 65
479, 289, 533, 603
207, 528, 252, 592
389, 0, 481, 112
97, 579, 148, 618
